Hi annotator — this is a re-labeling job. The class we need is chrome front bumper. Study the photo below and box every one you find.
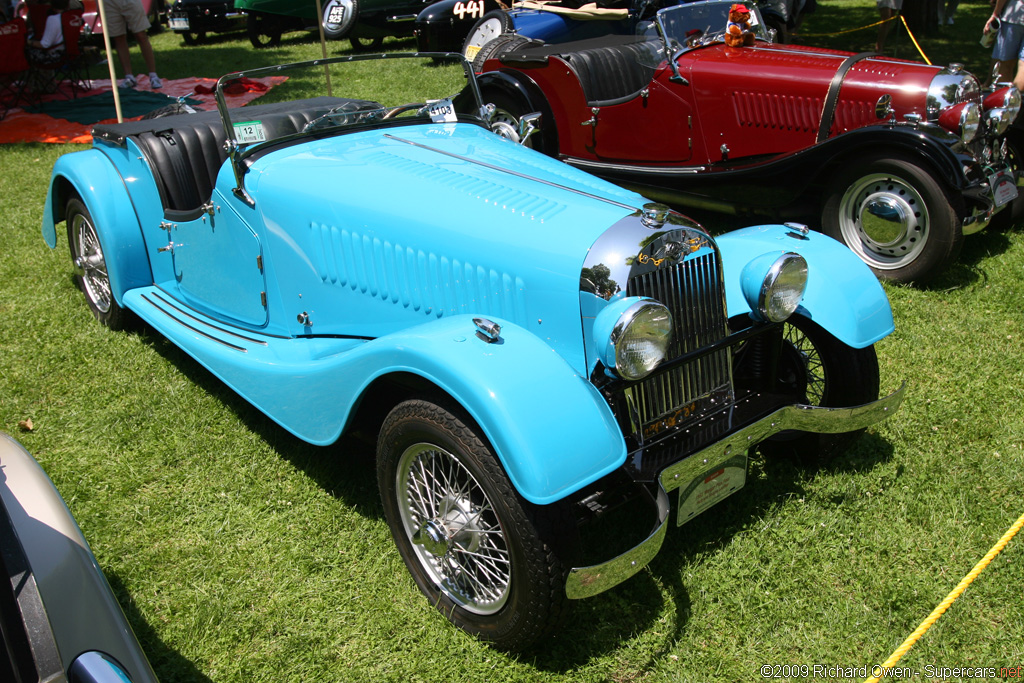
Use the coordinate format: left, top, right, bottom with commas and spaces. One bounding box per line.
564, 382, 907, 599
963, 160, 1018, 234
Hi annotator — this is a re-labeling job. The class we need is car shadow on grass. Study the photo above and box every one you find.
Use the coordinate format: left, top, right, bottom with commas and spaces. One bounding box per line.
130, 320, 904, 667
524, 432, 895, 671
106, 572, 216, 683
129, 327, 384, 520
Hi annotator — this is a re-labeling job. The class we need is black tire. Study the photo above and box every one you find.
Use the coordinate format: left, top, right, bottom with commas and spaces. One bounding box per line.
470, 32, 531, 73
377, 399, 575, 651
247, 12, 282, 48
481, 88, 551, 154
757, 315, 880, 460
182, 30, 206, 45
65, 197, 130, 330
821, 152, 962, 283
349, 34, 384, 51
322, 0, 358, 40
463, 10, 512, 63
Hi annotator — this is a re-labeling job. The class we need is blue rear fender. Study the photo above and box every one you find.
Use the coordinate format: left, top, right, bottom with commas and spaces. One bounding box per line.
716, 225, 895, 348
42, 149, 152, 306
359, 315, 627, 505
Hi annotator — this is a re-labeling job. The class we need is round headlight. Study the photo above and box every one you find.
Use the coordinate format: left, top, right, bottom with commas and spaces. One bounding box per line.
986, 107, 1013, 136
741, 252, 808, 323
938, 102, 981, 143
596, 299, 673, 381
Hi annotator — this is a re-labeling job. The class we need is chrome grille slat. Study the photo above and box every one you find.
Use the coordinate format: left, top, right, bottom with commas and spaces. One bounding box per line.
626, 252, 731, 433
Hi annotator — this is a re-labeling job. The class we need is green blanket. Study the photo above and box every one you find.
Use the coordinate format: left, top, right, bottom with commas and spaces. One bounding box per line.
26, 89, 202, 125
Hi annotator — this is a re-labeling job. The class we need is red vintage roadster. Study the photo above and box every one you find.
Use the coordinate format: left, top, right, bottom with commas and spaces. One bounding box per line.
476, 0, 1021, 282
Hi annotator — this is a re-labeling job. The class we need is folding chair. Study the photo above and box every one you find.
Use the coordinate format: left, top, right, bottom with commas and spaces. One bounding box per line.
0, 18, 31, 119
26, 8, 91, 98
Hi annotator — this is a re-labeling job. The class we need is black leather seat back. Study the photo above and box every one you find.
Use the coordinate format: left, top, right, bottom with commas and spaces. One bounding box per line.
560, 40, 661, 106
92, 97, 372, 215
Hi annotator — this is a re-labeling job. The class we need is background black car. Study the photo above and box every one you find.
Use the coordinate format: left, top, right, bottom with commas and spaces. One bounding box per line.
169, 0, 246, 45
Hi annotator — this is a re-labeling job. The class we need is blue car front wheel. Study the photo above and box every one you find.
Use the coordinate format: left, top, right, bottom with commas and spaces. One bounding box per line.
377, 399, 575, 650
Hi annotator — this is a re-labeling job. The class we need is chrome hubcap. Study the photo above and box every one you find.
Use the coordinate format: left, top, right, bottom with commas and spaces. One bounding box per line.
838, 172, 928, 270
71, 212, 112, 314
397, 443, 510, 614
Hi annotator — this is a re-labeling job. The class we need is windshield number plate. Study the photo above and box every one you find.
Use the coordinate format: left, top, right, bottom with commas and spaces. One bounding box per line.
991, 171, 1018, 208
676, 453, 747, 526
233, 121, 267, 144
426, 99, 457, 123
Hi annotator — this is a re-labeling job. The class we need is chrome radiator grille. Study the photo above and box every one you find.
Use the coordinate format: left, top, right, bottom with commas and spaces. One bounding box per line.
625, 252, 732, 437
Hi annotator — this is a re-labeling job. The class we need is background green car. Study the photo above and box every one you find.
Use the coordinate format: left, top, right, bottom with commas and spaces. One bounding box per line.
236, 0, 439, 50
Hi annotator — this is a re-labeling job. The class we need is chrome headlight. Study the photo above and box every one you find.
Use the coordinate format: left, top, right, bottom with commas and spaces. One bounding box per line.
594, 298, 672, 381
740, 252, 808, 322
984, 86, 1022, 119
986, 107, 1013, 137
938, 102, 981, 143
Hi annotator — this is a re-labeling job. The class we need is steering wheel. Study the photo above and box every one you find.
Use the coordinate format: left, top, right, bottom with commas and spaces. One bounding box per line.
302, 101, 385, 132
382, 102, 428, 120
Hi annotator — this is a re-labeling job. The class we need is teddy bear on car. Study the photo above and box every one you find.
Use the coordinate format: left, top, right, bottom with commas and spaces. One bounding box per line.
724, 3, 755, 47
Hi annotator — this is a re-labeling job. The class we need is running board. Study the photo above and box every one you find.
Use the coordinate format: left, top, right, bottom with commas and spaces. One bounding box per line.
121, 285, 367, 444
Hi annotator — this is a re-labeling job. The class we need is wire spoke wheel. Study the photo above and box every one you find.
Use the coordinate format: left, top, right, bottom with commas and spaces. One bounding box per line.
65, 197, 128, 329
69, 212, 112, 314
398, 443, 511, 614
377, 399, 573, 650
780, 321, 826, 406
759, 315, 880, 460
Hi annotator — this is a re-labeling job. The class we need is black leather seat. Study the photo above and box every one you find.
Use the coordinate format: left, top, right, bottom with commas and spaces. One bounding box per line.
504, 35, 662, 106
92, 97, 374, 215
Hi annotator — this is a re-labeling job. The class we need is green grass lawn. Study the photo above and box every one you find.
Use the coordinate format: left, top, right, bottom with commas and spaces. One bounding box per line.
1, 1, 1023, 681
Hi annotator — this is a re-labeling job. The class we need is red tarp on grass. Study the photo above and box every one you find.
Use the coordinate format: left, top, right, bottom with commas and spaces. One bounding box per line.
0, 75, 287, 144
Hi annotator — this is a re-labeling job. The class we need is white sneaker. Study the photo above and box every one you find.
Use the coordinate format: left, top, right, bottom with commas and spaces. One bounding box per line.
120, 74, 137, 88
149, 73, 162, 89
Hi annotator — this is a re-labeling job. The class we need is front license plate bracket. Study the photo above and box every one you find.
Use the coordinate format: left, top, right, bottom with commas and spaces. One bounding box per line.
676, 452, 747, 526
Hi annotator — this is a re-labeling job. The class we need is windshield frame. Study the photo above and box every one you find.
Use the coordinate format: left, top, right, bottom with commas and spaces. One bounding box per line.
650, 0, 770, 58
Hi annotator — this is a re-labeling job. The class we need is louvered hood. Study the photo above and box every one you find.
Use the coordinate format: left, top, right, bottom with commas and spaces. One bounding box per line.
244, 123, 648, 369
683, 43, 942, 155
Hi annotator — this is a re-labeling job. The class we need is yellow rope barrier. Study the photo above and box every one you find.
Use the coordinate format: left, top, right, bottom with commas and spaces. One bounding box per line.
899, 15, 931, 65
863, 510, 1024, 683
793, 15, 931, 64
797, 17, 892, 37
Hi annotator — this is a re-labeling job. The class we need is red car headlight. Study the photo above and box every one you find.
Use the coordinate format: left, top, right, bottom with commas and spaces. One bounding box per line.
981, 87, 1021, 136
938, 102, 981, 143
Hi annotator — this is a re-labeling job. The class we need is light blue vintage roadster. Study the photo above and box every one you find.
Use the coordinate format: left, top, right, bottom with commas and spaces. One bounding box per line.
41, 54, 904, 650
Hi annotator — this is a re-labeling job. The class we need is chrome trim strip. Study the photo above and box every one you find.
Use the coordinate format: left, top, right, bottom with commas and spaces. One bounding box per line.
566, 157, 707, 175
140, 293, 248, 352
564, 382, 906, 599
149, 291, 269, 346
152, 284, 289, 340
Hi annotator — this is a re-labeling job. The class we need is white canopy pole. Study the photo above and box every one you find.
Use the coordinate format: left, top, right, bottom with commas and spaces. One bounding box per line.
314, 0, 332, 96
95, 0, 122, 122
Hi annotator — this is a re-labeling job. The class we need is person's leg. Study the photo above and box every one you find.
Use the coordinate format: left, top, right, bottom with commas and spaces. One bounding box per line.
876, 8, 896, 52
112, 33, 133, 82
135, 31, 156, 73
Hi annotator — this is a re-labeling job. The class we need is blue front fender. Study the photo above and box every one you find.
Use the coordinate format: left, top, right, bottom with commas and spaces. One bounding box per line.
716, 225, 894, 348
42, 149, 152, 305
360, 316, 626, 505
